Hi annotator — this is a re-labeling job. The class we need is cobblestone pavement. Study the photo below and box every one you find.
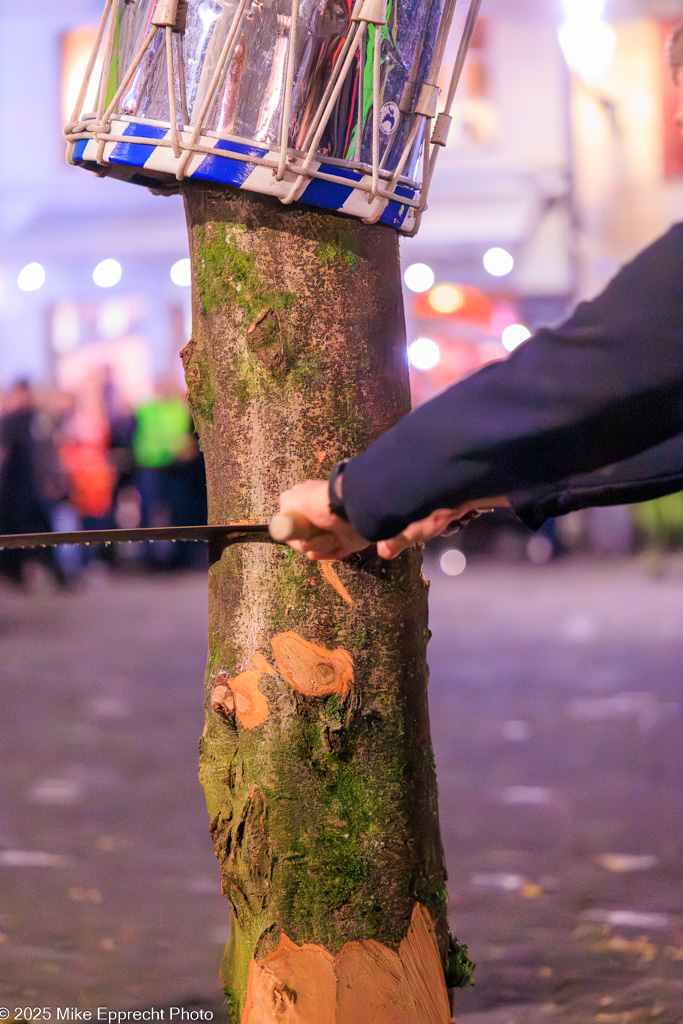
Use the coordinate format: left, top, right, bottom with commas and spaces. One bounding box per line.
0, 556, 681, 1023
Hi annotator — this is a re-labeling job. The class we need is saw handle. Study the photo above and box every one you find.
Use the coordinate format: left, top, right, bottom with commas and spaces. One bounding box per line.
269, 511, 336, 548
270, 506, 495, 547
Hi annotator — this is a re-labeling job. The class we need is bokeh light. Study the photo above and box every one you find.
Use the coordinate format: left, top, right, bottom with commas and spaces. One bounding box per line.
170, 258, 191, 287
93, 258, 122, 288
502, 323, 532, 352
403, 262, 435, 293
440, 549, 467, 576
407, 337, 440, 370
97, 299, 130, 339
562, 0, 604, 20
428, 283, 464, 314
483, 247, 514, 277
17, 262, 46, 292
558, 17, 616, 85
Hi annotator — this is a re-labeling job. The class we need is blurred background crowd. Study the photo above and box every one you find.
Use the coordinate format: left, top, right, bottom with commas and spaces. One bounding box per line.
0, 373, 206, 587
2, 362, 682, 591
2, 0, 683, 585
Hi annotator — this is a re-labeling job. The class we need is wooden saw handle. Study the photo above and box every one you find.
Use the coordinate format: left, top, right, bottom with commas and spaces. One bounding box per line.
269, 511, 334, 545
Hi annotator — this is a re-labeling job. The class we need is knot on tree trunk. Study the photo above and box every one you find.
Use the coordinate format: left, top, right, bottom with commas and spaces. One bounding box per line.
270, 632, 353, 699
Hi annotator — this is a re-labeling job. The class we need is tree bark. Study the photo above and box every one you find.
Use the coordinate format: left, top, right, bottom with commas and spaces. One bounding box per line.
182, 186, 465, 1023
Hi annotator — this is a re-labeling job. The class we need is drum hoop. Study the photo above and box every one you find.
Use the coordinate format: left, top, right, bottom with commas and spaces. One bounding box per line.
68, 114, 422, 192
70, 133, 422, 211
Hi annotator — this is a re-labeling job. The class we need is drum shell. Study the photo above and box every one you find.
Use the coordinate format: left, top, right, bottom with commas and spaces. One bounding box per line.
104, 0, 441, 178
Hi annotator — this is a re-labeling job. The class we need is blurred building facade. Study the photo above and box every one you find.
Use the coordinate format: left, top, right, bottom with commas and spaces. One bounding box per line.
1, 0, 683, 399
0, 0, 189, 398
401, 0, 683, 403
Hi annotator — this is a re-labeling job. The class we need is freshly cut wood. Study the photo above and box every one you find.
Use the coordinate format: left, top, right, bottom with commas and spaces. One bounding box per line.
396, 904, 454, 1024
242, 903, 451, 1024
336, 940, 414, 1024
211, 677, 236, 719
270, 631, 354, 697
212, 669, 271, 729
337, 903, 451, 1024
242, 934, 336, 1024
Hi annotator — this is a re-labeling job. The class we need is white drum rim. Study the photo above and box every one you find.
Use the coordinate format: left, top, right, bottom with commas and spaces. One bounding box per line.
67, 113, 423, 192
67, 116, 421, 233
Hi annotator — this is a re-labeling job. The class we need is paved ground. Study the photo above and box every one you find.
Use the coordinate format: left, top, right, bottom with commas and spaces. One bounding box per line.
0, 555, 681, 1022
427, 556, 683, 1024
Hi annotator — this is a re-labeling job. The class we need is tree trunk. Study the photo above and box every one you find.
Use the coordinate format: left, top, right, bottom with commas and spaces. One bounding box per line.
182, 186, 464, 1024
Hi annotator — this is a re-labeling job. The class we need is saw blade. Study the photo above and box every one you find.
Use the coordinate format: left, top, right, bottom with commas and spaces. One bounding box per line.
0, 523, 274, 551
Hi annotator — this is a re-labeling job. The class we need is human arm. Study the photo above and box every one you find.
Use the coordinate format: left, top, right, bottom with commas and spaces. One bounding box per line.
511, 433, 683, 530
279, 223, 683, 554
340, 224, 683, 541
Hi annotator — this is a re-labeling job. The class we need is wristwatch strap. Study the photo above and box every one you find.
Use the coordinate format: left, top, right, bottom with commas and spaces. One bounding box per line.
328, 460, 349, 522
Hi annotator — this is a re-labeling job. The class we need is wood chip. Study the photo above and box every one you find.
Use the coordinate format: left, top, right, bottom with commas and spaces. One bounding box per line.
229, 670, 271, 729
319, 562, 353, 605
213, 670, 270, 729
252, 651, 276, 675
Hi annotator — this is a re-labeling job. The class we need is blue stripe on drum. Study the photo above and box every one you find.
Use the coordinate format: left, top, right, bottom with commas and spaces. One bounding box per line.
380, 202, 410, 229
69, 126, 419, 231
194, 139, 269, 187
300, 163, 359, 211
71, 140, 89, 162
110, 122, 168, 167
379, 184, 415, 228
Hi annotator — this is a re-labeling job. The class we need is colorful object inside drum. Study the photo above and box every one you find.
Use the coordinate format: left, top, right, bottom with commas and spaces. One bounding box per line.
64, 0, 482, 234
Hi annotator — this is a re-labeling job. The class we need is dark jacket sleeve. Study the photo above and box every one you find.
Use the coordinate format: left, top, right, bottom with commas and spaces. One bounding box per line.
340, 224, 683, 542
511, 433, 683, 530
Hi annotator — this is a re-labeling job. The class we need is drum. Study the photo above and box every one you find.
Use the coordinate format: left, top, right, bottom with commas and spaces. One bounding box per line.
65, 0, 481, 234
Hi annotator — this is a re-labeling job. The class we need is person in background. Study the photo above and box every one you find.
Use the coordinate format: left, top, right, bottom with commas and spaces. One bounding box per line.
278, 27, 683, 563
133, 379, 205, 568
0, 381, 69, 587
59, 374, 117, 534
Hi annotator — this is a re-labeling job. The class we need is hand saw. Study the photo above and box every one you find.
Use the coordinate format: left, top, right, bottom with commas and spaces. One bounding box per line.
0, 509, 489, 555
0, 513, 318, 553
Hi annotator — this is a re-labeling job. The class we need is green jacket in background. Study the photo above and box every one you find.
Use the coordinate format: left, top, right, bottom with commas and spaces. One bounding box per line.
133, 396, 191, 469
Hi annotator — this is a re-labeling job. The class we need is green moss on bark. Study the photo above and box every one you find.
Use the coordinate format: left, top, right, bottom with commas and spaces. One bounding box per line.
270, 547, 317, 632
446, 937, 476, 989
268, 719, 388, 948
185, 354, 217, 424
196, 224, 295, 321
316, 240, 359, 269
